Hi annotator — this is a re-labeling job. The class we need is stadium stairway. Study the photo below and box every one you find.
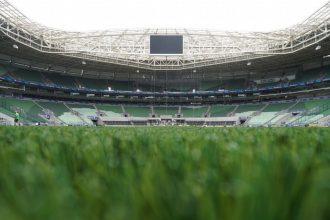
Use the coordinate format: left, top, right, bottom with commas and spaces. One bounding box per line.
263, 102, 298, 126
67, 103, 98, 125
37, 101, 85, 125
0, 112, 13, 125
286, 100, 301, 112
64, 103, 93, 125
178, 106, 182, 115
317, 115, 330, 126
246, 103, 287, 126
209, 105, 236, 117
95, 105, 123, 117
227, 105, 239, 116
289, 102, 330, 125
234, 104, 265, 118
0, 98, 48, 123
32, 100, 63, 125
205, 106, 212, 117
124, 106, 151, 117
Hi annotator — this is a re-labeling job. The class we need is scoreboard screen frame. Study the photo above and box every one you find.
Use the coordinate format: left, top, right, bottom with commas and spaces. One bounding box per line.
149, 35, 184, 55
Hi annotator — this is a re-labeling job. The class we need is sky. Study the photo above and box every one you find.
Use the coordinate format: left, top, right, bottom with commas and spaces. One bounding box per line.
9, 0, 329, 32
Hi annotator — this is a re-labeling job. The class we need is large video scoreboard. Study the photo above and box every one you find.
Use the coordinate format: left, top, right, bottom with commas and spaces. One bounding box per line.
150, 35, 183, 55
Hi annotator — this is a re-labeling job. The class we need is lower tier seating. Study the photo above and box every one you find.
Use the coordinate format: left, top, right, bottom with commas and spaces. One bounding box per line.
1, 96, 330, 126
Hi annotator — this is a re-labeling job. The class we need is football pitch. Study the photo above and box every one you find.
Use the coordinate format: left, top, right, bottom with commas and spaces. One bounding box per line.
0, 127, 329, 220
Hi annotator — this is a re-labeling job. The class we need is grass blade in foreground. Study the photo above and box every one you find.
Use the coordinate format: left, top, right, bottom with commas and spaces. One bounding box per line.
0, 127, 329, 220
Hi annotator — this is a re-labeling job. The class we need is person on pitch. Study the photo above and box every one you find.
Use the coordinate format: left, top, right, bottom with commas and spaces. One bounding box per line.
14, 111, 20, 126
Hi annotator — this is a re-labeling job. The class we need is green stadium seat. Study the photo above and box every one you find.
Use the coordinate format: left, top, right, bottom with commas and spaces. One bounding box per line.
44, 73, 77, 88
76, 77, 109, 90
154, 107, 179, 117
210, 105, 236, 117
1, 98, 46, 122
12, 69, 45, 83
263, 103, 293, 112
96, 105, 123, 117
181, 107, 208, 118
248, 112, 278, 126
37, 101, 84, 125
68, 103, 97, 125
124, 106, 151, 117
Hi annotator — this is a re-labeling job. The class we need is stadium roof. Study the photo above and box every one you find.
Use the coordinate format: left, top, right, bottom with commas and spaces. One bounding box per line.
1, 0, 330, 70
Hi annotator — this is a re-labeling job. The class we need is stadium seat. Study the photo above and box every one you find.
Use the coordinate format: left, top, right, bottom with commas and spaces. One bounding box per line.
124, 106, 151, 117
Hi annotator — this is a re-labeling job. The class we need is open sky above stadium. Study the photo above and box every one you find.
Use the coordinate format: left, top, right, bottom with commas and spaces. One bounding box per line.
9, 0, 330, 31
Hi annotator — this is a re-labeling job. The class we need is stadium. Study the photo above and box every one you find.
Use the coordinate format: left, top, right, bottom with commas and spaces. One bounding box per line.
1, 0, 330, 127
0, 0, 329, 220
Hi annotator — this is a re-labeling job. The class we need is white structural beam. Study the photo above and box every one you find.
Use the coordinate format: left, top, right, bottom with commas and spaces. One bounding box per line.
1, 0, 330, 70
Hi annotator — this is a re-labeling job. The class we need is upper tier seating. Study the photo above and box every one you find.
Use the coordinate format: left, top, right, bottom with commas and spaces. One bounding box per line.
45, 73, 77, 88
0, 66, 6, 76
1, 63, 330, 92
76, 78, 109, 90
292, 69, 323, 83
12, 69, 45, 83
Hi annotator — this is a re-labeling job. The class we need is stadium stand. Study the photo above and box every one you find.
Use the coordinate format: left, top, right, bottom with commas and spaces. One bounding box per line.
67, 103, 97, 125
45, 73, 77, 88
0, 95, 329, 126
180, 107, 209, 118
154, 106, 179, 117
0, 66, 6, 76
12, 69, 45, 83
234, 104, 265, 117
2, 63, 330, 93
124, 106, 151, 117
76, 78, 109, 90
248, 112, 278, 126
1, 97, 46, 123
208, 105, 236, 117
1, 0, 330, 127
37, 101, 84, 125
95, 105, 124, 117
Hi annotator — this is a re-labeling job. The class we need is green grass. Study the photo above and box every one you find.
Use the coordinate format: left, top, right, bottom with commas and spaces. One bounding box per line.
0, 127, 329, 220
